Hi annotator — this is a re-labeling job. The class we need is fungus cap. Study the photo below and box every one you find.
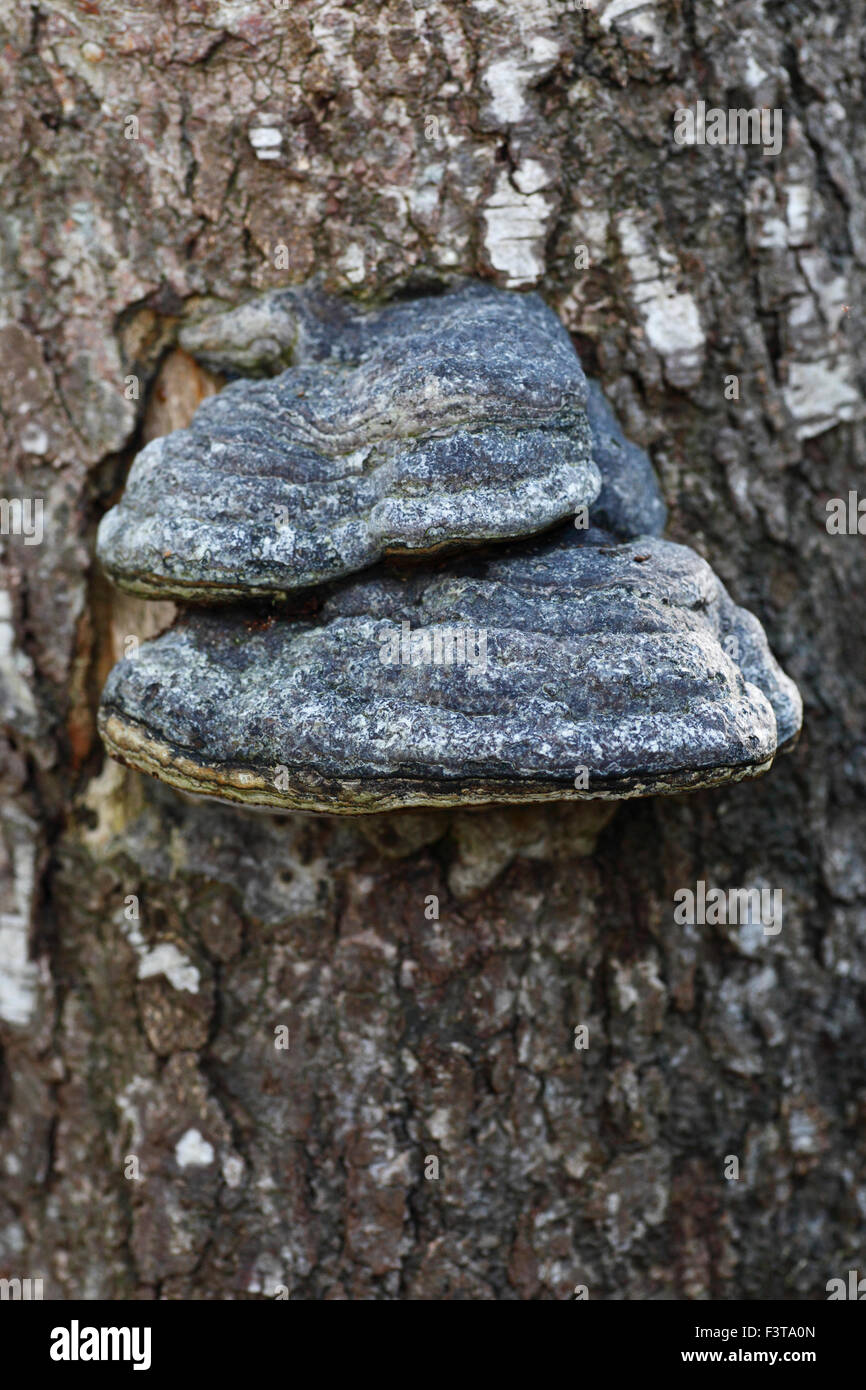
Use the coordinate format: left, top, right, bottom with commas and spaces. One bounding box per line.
97, 283, 603, 600
98, 529, 802, 814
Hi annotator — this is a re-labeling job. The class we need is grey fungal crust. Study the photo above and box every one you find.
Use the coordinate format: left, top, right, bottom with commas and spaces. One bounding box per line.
98, 530, 803, 814
584, 380, 667, 539
179, 279, 485, 376
178, 283, 669, 544
97, 283, 602, 600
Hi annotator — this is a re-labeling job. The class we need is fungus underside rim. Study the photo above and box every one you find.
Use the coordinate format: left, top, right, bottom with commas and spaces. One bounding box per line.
99, 710, 777, 815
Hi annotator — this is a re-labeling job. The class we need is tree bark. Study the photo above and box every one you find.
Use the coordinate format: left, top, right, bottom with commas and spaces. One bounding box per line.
1, 0, 864, 1300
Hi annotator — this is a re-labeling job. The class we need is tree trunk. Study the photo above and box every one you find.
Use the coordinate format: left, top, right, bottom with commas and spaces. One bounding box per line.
1, 0, 864, 1300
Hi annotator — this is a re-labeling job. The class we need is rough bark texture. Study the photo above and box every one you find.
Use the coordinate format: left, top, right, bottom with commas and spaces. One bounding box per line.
1, 0, 864, 1300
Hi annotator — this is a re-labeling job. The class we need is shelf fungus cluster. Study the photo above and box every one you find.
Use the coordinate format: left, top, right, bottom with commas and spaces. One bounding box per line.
97, 282, 801, 814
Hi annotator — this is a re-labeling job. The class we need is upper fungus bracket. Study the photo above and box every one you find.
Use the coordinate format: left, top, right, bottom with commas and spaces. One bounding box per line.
180, 285, 667, 542
96, 280, 802, 814
98, 282, 605, 600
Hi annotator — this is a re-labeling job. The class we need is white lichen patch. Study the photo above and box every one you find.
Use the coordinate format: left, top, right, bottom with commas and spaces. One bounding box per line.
175, 1128, 215, 1169
248, 114, 282, 161
617, 211, 705, 387
798, 251, 851, 335
0, 813, 40, 1027
474, 0, 563, 137
746, 172, 861, 438
483, 170, 554, 286
479, 6, 561, 126
483, 58, 533, 125
369, 1150, 412, 1188
310, 7, 357, 68
77, 759, 144, 854
137, 943, 200, 994
19, 421, 49, 455
512, 157, 555, 196
116, 1076, 154, 1150
222, 1154, 245, 1188
783, 358, 860, 439
120, 915, 200, 993
596, 1, 665, 57
785, 184, 814, 247
336, 243, 366, 286
726, 29, 783, 104
742, 51, 770, 89
0, 587, 38, 732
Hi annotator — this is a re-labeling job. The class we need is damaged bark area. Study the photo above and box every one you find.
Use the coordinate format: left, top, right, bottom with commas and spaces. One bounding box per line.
1, 1, 865, 1299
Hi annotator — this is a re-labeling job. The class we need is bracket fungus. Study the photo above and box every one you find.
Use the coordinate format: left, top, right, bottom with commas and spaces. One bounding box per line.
584, 380, 667, 540
97, 284, 601, 600
98, 527, 801, 814
97, 282, 801, 815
